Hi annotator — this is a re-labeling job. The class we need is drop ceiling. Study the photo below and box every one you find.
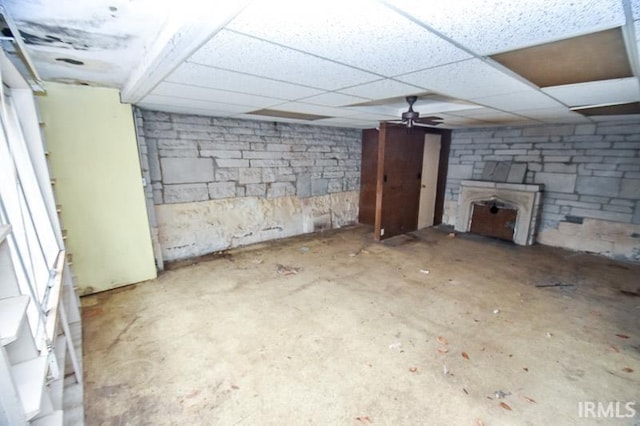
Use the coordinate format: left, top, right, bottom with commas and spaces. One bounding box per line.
2, 0, 640, 129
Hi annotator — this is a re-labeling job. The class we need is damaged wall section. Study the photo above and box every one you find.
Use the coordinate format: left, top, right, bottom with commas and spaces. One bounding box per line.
135, 109, 361, 262
444, 121, 640, 262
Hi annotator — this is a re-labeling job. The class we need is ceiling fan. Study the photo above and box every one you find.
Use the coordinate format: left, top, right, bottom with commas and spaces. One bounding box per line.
387, 95, 443, 128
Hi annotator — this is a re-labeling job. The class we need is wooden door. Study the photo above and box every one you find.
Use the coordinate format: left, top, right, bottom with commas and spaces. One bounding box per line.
374, 123, 425, 240
358, 129, 379, 225
417, 133, 441, 229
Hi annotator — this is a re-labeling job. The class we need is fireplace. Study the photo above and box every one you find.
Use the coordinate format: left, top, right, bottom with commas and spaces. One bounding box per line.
455, 180, 544, 245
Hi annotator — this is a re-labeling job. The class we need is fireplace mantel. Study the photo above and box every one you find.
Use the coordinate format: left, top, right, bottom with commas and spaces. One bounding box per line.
455, 180, 544, 245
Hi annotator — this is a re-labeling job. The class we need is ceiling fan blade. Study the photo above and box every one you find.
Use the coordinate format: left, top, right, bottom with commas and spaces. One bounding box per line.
415, 116, 443, 124
412, 121, 443, 127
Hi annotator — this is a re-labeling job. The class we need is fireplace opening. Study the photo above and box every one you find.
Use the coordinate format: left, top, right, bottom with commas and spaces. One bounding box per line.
455, 181, 544, 246
470, 201, 517, 242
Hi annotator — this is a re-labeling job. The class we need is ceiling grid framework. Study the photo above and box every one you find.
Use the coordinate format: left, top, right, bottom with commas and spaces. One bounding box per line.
2, 0, 639, 128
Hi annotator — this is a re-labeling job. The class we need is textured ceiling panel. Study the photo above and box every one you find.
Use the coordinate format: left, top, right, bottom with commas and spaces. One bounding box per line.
298, 92, 369, 107
228, 0, 470, 77
472, 90, 565, 111
384, 0, 625, 55
491, 28, 631, 87
167, 63, 324, 100
313, 117, 377, 128
339, 79, 427, 100
136, 102, 240, 118
542, 77, 640, 107
189, 30, 380, 90
150, 82, 284, 108
139, 94, 254, 114
517, 107, 592, 123
397, 59, 532, 99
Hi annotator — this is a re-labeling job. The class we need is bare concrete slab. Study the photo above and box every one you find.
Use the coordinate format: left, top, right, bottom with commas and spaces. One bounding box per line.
82, 225, 640, 425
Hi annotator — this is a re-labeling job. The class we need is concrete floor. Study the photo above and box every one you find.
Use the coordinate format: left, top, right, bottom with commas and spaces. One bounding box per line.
81, 225, 639, 425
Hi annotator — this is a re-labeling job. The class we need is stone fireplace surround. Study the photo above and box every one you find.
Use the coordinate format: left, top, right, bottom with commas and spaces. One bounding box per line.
455, 180, 544, 245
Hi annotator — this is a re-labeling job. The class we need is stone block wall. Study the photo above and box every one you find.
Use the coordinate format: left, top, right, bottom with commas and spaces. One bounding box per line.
444, 121, 640, 262
139, 109, 361, 204
135, 109, 361, 261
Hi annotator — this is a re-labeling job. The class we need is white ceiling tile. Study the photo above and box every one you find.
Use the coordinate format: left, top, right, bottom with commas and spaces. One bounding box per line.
397, 59, 532, 99
436, 113, 489, 126
231, 113, 315, 125
346, 111, 403, 121
313, 117, 376, 128
151, 82, 284, 108
188, 30, 379, 90
517, 107, 592, 123
138, 94, 255, 114
167, 63, 324, 100
228, 0, 471, 76
385, 0, 625, 54
447, 107, 523, 119
472, 90, 566, 111
136, 103, 238, 118
298, 92, 369, 107
542, 78, 640, 107
268, 102, 357, 118
340, 79, 427, 100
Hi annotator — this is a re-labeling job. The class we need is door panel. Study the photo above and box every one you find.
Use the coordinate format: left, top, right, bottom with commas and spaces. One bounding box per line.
375, 124, 425, 240
358, 129, 379, 225
418, 133, 441, 229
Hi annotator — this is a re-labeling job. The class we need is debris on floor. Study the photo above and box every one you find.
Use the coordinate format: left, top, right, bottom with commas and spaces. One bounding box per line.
437, 336, 448, 345
299, 246, 309, 253
355, 416, 372, 423
443, 365, 449, 375
388, 341, 402, 350
462, 352, 470, 360
276, 264, 299, 275
494, 390, 511, 399
251, 258, 264, 264
419, 269, 430, 274
493, 309, 500, 314
521, 396, 536, 404
409, 367, 418, 373
546, 332, 553, 338
499, 402, 513, 411
620, 282, 640, 296
448, 232, 456, 238
535, 282, 574, 289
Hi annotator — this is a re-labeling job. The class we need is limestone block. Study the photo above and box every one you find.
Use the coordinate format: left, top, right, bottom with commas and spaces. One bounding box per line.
208, 182, 237, 199
535, 172, 576, 193
239, 168, 262, 184
619, 179, 640, 199
575, 176, 620, 197
312, 178, 329, 196
161, 158, 213, 184
164, 183, 209, 203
